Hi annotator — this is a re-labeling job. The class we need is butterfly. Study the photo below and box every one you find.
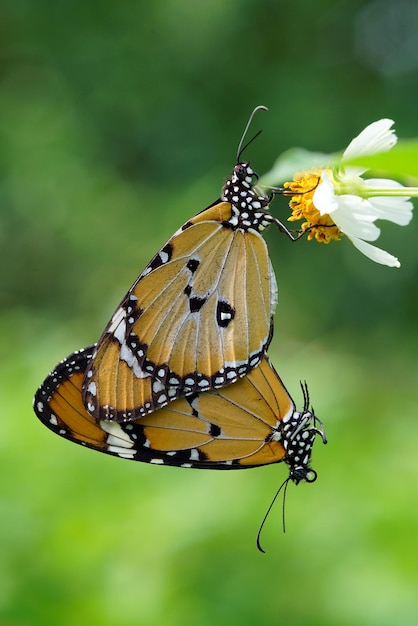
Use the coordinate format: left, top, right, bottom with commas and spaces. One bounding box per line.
83, 106, 300, 422
34, 345, 326, 478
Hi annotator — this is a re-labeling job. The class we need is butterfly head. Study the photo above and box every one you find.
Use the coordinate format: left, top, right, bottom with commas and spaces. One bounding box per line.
281, 382, 327, 486
221, 162, 272, 230
256, 388, 326, 552
223, 105, 272, 222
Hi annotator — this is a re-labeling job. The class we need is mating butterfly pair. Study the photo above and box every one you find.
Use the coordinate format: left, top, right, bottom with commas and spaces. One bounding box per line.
33, 107, 326, 545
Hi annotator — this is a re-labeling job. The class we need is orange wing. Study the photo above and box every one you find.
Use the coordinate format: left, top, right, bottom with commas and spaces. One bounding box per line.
35, 346, 325, 476
83, 162, 280, 421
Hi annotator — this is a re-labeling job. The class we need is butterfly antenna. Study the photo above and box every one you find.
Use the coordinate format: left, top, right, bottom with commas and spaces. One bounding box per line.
256, 476, 290, 554
237, 105, 268, 162
282, 475, 290, 534
300, 380, 310, 413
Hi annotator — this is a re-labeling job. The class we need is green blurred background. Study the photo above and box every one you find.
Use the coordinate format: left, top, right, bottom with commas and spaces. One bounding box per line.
2, 0, 418, 624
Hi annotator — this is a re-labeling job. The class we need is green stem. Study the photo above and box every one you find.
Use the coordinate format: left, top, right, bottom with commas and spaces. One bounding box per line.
363, 187, 418, 197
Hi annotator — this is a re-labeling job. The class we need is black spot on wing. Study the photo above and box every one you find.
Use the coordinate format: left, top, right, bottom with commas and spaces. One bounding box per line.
209, 423, 221, 437
186, 258, 200, 273
189, 296, 206, 313
121, 422, 148, 446
216, 300, 235, 328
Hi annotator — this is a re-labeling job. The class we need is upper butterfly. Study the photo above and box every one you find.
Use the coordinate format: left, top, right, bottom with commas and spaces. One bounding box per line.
83, 106, 298, 422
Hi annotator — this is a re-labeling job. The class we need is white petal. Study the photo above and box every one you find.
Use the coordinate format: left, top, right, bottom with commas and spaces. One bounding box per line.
365, 179, 413, 225
366, 178, 404, 188
342, 119, 397, 161
331, 195, 381, 241
348, 236, 400, 268
313, 173, 339, 216
368, 196, 414, 226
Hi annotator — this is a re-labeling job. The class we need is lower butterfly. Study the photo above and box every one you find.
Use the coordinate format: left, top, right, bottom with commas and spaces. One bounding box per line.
34, 346, 326, 479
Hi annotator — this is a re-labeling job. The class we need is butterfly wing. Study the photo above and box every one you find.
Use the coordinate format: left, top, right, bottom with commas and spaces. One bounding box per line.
84, 197, 277, 421
35, 347, 298, 469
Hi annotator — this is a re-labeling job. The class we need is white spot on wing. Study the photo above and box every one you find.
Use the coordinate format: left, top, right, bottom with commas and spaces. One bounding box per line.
87, 381, 96, 396
100, 421, 135, 457
160, 250, 169, 264
108, 446, 136, 460
120, 343, 148, 379
269, 258, 278, 315
152, 379, 165, 393
108, 307, 127, 344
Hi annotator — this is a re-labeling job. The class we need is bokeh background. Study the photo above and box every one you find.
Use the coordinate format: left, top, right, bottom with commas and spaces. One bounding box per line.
2, 1, 418, 624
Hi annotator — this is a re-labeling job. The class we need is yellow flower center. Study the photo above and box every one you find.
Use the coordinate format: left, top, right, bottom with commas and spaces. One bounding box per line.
284, 169, 343, 243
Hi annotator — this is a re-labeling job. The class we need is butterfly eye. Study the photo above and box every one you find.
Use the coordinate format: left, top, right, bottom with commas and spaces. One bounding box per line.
305, 469, 318, 483
235, 163, 250, 178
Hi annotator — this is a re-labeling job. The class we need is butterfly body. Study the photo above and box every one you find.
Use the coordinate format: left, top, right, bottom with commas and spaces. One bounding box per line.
34, 346, 325, 477
83, 162, 282, 422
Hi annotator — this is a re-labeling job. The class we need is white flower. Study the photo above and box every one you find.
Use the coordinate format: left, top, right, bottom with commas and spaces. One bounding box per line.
286, 119, 414, 268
